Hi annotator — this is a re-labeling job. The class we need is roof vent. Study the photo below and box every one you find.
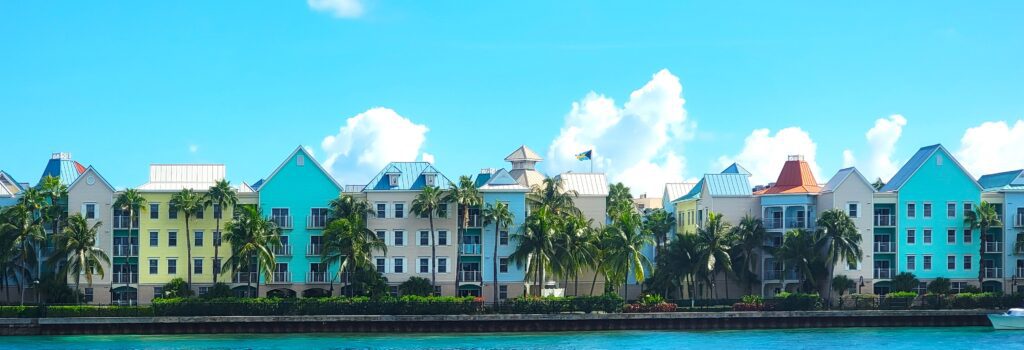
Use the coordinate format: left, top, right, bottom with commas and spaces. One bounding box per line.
52, 152, 71, 160
480, 168, 496, 174
787, 155, 804, 161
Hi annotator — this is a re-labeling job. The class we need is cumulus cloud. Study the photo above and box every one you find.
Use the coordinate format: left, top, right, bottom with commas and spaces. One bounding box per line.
421, 152, 435, 164
717, 127, 821, 186
545, 69, 691, 196
842, 115, 907, 181
321, 107, 429, 185
307, 0, 364, 18
956, 120, 1024, 177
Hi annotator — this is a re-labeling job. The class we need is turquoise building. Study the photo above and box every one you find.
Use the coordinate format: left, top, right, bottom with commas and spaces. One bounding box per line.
474, 168, 529, 300
979, 169, 1024, 294
256, 146, 342, 297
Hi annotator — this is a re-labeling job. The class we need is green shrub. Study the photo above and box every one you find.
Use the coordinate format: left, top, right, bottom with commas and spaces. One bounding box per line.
741, 295, 764, 305
205, 283, 233, 299
398, 277, 434, 296
885, 291, 918, 298
927, 278, 951, 295
44, 306, 153, 317
891, 272, 919, 292
161, 278, 194, 298
640, 294, 664, 306
151, 296, 484, 316
843, 294, 878, 310
500, 294, 623, 314
0, 306, 39, 318
768, 293, 822, 311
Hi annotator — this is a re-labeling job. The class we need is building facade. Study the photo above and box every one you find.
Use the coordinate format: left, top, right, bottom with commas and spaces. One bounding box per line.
66, 166, 117, 304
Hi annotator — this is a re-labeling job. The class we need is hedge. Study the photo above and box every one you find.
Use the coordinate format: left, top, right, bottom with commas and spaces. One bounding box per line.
493, 294, 624, 314
152, 296, 484, 316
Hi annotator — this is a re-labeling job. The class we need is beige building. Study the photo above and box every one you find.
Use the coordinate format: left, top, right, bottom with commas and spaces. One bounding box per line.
66, 166, 117, 304
818, 167, 877, 295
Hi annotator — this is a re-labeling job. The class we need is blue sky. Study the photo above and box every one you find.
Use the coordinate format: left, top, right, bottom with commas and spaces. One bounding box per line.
2, 1, 1023, 195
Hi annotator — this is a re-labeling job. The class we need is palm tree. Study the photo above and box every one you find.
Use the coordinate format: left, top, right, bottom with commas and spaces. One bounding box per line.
39, 175, 69, 239
482, 202, 514, 301
510, 206, 558, 296
446, 175, 481, 289
729, 215, 765, 295
644, 209, 675, 251
411, 185, 448, 292
321, 213, 386, 296
603, 210, 653, 299
831, 275, 855, 299
170, 188, 205, 290
772, 229, 819, 292
606, 182, 634, 218
965, 201, 1003, 285
694, 212, 732, 299
528, 177, 578, 215
0, 205, 44, 304
815, 209, 862, 306
222, 206, 281, 297
204, 180, 238, 284
52, 214, 110, 303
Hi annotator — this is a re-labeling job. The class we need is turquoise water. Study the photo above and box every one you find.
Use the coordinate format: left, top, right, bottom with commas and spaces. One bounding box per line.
4, 328, 1024, 349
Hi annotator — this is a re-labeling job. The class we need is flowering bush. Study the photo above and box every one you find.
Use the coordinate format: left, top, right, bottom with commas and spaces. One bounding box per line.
623, 302, 678, 313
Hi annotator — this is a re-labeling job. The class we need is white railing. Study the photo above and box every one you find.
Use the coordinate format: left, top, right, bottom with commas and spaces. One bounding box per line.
1017, 268, 1024, 278
763, 218, 783, 230
307, 215, 328, 229
874, 214, 896, 227
460, 214, 484, 228
874, 268, 894, 279
270, 272, 291, 284
112, 216, 137, 229
763, 269, 782, 280
984, 267, 1003, 279
307, 272, 328, 283
232, 272, 257, 284
1015, 214, 1024, 228
113, 245, 139, 257
984, 241, 1003, 254
274, 244, 292, 256
272, 216, 293, 229
461, 244, 482, 255
307, 244, 322, 256
460, 270, 482, 282
786, 219, 809, 229
874, 242, 895, 253
112, 273, 138, 284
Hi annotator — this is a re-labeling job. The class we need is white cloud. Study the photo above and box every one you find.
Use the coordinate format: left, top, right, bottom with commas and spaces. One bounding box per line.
188, 144, 199, 153
421, 152, 435, 164
545, 69, 691, 196
956, 120, 1024, 177
717, 127, 821, 186
303, 145, 315, 158
308, 0, 364, 18
320, 107, 429, 185
842, 115, 907, 181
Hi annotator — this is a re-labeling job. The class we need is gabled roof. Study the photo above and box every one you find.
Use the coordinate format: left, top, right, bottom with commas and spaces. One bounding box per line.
0, 170, 24, 196
979, 169, 1024, 192
504, 145, 543, 162
758, 156, 821, 195
259, 146, 342, 192
663, 183, 696, 203
720, 163, 751, 176
674, 178, 704, 202
705, 173, 753, 197
879, 144, 982, 192
364, 162, 453, 191
251, 179, 265, 191
38, 153, 86, 186
479, 168, 530, 192
238, 182, 255, 193
68, 166, 116, 192
821, 167, 875, 194
138, 164, 225, 191
555, 172, 608, 196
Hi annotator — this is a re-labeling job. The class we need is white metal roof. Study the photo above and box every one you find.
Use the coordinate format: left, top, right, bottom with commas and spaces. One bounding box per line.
504, 145, 543, 162
555, 172, 608, 196
663, 182, 696, 202
139, 164, 225, 191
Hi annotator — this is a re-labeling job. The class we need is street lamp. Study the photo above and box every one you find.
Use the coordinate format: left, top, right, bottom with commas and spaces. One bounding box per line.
32, 280, 40, 304
858, 276, 865, 294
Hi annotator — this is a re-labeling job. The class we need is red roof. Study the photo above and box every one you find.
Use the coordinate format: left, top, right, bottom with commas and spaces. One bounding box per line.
759, 156, 821, 195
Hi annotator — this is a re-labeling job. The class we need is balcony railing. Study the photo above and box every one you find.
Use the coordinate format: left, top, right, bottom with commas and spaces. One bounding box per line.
1017, 268, 1024, 278
232, 272, 258, 284
274, 244, 292, 256
307, 215, 328, 229
984, 267, 1003, 279
461, 244, 482, 255
1015, 214, 1024, 228
764, 269, 782, 280
984, 241, 1003, 254
786, 219, 809, 229
307, 272, 328, 283
874, 268, 894, 279
874, 214, 896, 227
113, 245, 139, 257
112, 273, 138, 284
307, 244, 322, 256
459, 214, 484, 228
460, 270, 482, 282
764, 218, 783, 230
874, 242, 895, 253
111, 216, 138, 230
270, 272, 291, 284
272, 216, 293, 229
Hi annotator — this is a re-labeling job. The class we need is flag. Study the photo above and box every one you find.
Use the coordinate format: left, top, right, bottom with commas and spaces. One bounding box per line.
575, 150, 592, 161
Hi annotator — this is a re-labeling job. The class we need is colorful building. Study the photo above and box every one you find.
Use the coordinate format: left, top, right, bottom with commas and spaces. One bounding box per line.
0, 170, 25, 207
818, 167, 877, 295
978, 169, 1024, 294
756, 155, 821, 296
66, 166, 117, 304
475, 167, 529, 301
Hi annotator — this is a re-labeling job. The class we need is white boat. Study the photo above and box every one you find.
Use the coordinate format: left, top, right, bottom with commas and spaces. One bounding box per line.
989, 308, 1024, 330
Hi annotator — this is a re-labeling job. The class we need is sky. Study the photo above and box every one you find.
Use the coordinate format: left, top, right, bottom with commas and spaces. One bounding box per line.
2, 1, 1023, 196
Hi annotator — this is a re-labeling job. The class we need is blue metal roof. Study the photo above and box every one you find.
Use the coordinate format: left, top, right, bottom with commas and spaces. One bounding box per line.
675, 178, 703, 202
979, 169, 1024, 191
704, 173, 753, 196
473, 173, 492, 188
721, 163, 751, 175
364, 162, 453, 191
251, 179, 265, 191
879, 144, 941, 192
38, 157, 85, 187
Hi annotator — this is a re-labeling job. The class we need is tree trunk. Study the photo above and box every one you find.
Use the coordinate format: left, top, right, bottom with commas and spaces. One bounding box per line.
74, 273, 81, 305
185, 215, 193, 292
492, 223, 499, 303
978, 225, 986, 287
590, 261, 601, 295
214, 216, 220, 285
429, 214, 436, 294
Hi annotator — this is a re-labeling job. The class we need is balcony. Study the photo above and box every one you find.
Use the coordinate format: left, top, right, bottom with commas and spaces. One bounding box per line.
786, 219, 810, 230
112, 273, 138, 284
984, 267, 1003, 279
874, 214, 896, 227
307, 272, 328, 284
232, 272, 257, 284
460, 214, 484, 228
112, 216, 138, 230
461, 244, 482, 255
764, 218, 783, 230
274, 244, 292, 256
272, 216, 293, 229
984, 241, 1003, 254
1015, 214, 1024, 228
874, 268, 894, 280
764, 269, 782, 280
270, 272, 291, 284
306, 244, 322, 256
1017, 268, 1024, 278
307, 215, 328, 229
460, 270, 482, 282
874, 242, 895, 253
113, 245, 139, 257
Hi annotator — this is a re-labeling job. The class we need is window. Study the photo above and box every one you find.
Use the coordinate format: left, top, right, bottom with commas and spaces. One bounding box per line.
154, 287, 164, 299
310, 208, 328, 228
419, 231, 430, 246
923, 203, 932, 218
168, 231, 178, 247
393, 258, 404, 273
150, 203, 159, 219
195, 207, 204, 219
425, 174, 436, 187
376, 258, 386, 274
952, 282, 966, 293
847, 203, 859, 218
388, 174, 399, 187
964, 202, 973, 215
168, 258, 177, 274
376, 203, 387, 218
419, 258, 430, 273
948, 255, 956, 270
906, 229, 916, 244
499, 285, 508, 300
907, 255, 916, 270
84, 288, 94, 302
438, 231, 449, 245
907, 203, 916, 218
195, 231, 204, 247
394, 231, 405, 246
149, 231, 159, 247
437, 257, 448, 273
213, 204, 222, 219
947, 202, 956, 218
376, 230, 386, 242
149, 259, 158, 274
394, 203, 404, 219
271, 208, 290, 227
499, 258, 509, 273
923, 255, 932, 271
198, 287, 210, 297
169, 205, 178, 219
84, 203, 97, 219
499, 231, 509, 245
923, 229, 932, 244
194, 258, 203, 274
964, 255, 973, 270
438, 204, 448, 218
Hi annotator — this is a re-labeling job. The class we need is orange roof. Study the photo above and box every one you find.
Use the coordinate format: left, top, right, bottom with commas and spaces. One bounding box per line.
759, 156, 821, 195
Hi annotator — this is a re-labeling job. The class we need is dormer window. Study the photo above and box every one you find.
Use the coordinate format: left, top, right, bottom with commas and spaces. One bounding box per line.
425, 174, 436, 187
388, 174, 399, 187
